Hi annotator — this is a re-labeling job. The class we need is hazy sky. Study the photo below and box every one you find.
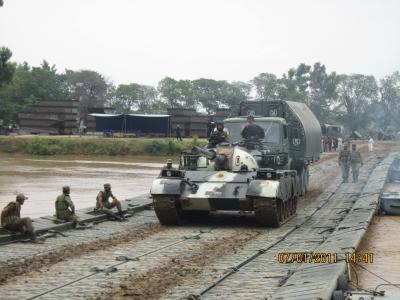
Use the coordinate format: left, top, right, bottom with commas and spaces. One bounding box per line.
1, 0, 399, 86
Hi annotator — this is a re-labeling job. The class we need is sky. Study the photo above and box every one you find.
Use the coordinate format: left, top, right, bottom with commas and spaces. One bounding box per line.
1, 0, 399, 86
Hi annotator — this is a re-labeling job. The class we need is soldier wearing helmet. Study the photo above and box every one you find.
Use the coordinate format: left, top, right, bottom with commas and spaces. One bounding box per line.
208, 122, 229, 148
163, 159, 175, 170
96, 183, 125, 220
55, 186, 79, 227
1, 193, 36, 240
241, 115, 265, 141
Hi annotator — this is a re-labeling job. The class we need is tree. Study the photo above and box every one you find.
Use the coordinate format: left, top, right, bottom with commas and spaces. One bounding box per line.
157, 77, 196, 109
0, 47, 16, 87
251, 73, 280, 101
65, 70, 112, 122
335, 74, 378, 131
307, 62, 338, 122
0, 61, 70, 122
378, 71, 400, 130
111, 83, 158, 113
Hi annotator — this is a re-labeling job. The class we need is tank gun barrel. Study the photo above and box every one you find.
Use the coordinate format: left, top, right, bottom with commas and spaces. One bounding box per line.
192, 146, 216, 160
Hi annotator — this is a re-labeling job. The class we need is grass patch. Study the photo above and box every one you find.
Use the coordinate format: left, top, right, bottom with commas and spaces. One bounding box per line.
0, 136, 207, 156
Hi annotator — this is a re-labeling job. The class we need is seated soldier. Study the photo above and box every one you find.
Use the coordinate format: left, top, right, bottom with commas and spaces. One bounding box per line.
208, 122, 229, 148
55, 186, 79, 227
241, 115, 265, 141
96, 183, 125, 220
1, 193, 36, 240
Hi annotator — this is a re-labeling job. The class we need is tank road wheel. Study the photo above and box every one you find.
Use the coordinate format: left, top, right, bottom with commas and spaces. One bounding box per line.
254, 198, 281, 227
152, 196, 183, 225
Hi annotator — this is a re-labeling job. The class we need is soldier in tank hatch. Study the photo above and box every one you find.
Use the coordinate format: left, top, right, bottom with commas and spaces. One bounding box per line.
163, 159, 175, 170
338, 144, 350, 183
1, 193, 37, 240
241, 115, 265, 141
55, 186, 79, 227
96, 183, 125, 221
208, 122, 229, 148
349, 144, 363, 183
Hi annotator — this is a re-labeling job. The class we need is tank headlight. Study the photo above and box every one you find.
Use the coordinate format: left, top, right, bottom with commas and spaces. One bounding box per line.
166, 171, 172, 177
266, 172, 272, 179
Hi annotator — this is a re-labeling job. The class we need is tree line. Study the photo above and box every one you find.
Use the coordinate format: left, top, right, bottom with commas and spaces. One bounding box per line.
1, 46, 399, 135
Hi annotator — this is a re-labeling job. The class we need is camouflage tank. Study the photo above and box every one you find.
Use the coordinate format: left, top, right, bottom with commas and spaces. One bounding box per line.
150, 100, 322, 227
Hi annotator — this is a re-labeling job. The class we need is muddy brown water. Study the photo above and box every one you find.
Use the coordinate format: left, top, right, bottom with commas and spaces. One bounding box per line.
0, 155, 171, 218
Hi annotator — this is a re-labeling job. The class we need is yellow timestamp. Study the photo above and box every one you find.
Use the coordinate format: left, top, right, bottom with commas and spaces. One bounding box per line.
276, 252, 338, 264
345, 252, 374, 263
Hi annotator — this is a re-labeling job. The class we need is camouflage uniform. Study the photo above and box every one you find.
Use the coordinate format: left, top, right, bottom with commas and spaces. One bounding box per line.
1, 194, 34, 234
338, 147, 350, 182
349, 148, 363, 182
208, 129, 229, 148
96, 185, 123, 218
55, 192, 78, 224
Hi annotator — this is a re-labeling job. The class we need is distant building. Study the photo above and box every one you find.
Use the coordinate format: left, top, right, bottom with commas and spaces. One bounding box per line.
18, 100, 79, 134
167, 108, 209, 138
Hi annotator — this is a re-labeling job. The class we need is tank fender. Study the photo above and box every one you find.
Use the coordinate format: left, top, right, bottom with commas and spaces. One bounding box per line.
150, 178, 183, 195
247, 180, 280, 198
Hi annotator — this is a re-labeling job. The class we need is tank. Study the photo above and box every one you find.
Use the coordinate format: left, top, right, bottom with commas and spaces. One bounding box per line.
150, 100, 322, 227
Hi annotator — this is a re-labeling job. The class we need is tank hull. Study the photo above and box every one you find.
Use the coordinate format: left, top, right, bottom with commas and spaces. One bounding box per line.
151, 170, 302, 226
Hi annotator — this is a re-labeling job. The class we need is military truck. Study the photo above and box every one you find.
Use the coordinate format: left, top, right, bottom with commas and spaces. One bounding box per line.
150, 100, 322, 227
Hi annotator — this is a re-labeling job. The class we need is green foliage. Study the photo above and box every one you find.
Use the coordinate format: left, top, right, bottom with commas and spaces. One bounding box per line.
65, 69, 112, 122
335, 74, 378, 131
158, 77, 250, 114
0, 47, 15, 87
0, 137, 207, 156
110, 83, 158, 113
0, 61, 69, 122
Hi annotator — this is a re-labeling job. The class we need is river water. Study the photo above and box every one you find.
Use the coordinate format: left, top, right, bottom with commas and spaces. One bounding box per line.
0, 155, 169, 218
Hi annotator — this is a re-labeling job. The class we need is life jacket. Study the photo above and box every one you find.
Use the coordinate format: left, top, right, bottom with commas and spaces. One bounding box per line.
55, 194, 70, 219
339, 149, 350, 163
349, 151, 362, 164
96, 191, 111, 208
1, 201, 21, 227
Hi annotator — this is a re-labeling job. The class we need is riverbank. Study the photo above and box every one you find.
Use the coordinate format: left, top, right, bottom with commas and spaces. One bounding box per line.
0, 135, 207, 156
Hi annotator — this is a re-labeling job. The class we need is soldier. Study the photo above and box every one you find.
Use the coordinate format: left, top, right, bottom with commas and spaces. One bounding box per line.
208, 122, 229, 148
96, 183, 125, 220
241, 115, 265, 141
349, 144, 363, 183
338, 144, 350, 183
163, 159, 175, 170
55, 186, 79, 227
176, 125, 182, 141
1, 193, 36, 240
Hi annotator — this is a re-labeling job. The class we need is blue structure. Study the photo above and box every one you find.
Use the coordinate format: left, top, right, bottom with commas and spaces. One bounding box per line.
90, 114, 171, 136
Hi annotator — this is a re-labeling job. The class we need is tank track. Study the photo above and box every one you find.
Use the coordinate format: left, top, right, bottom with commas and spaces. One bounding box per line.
254, 196, 297, 227
152, 196, 182, 225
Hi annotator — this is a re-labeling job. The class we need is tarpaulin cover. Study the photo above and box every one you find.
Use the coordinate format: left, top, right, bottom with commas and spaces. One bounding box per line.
90, 114, 170, 135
